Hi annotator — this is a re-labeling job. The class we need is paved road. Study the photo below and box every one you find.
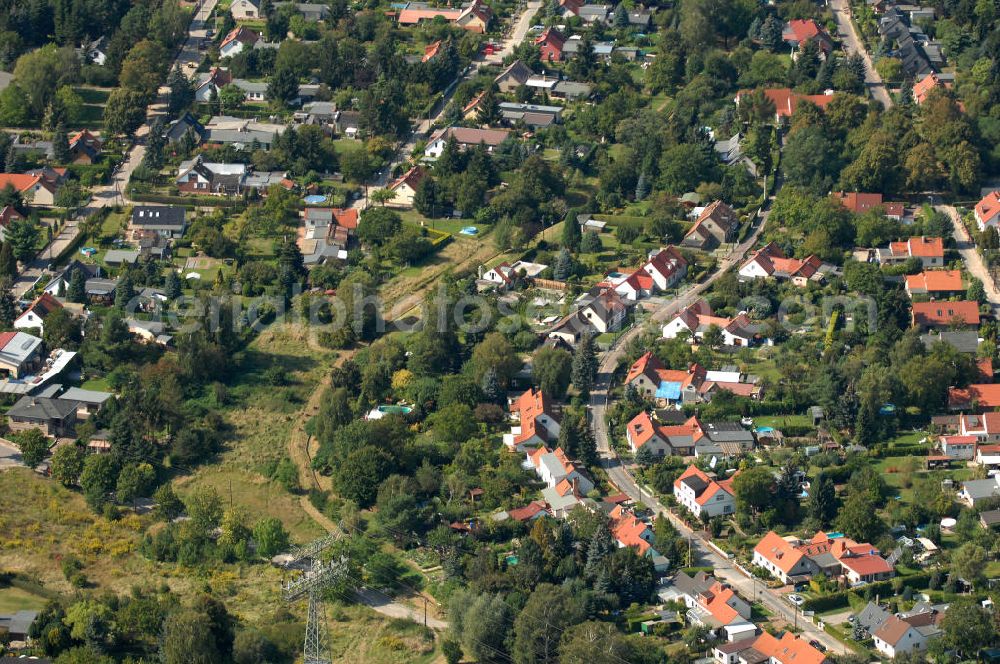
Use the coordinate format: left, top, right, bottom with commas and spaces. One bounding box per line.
940, 204, 1000, 315
584, 202, 849, 655
353, 1, 542, 210
14, 0, 218, 297
830, 0, 893, 109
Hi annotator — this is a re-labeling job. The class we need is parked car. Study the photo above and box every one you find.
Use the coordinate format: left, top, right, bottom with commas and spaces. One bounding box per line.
787, 594, 805, 606
808, 639, 826, 652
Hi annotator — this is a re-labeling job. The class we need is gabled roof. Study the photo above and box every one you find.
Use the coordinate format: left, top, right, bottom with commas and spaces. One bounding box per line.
583, 289, 627, 324
783, 19, 829, 45
751, 631, 829, 664
645, 246, 687, 280
911, 301, 979, 327
220, 26, 260, 49
736, 88, 836, 119
0, 173, 46, 194
508, 500, 549, 521
905, 270, 963, 293
15, 293, 63, 323
535, 27, 566, 49
674, 465, 735, 505
754, 531, 807, 574
609, 504, 653, 554
422, 40, 442, 62
388, 165, 427, 192
888, 236, 944, 259
976, 191, 1000, 225
8, 395, 79, 421
431, 126, 511, 147
495, 60, 533, 86
913, 72, 950, 104
949, 383, 1000, 409
833, 191, 905, 218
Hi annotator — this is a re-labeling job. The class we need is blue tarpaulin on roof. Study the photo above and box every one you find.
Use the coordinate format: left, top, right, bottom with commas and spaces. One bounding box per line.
655, 381, 682, 400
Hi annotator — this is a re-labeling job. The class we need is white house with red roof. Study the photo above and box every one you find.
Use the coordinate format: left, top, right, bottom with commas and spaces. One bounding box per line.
753, 531, 893, 586
877, 236, 944, 267
734, 88, 836, 123
504, 387, 560, 451
938, 434, 977, 460
385, 165, 427, 208
608, 505, 667, 570
738, 242, 827, 287
662, 300, 756, 347
716, 631, 830, 664
958, 412, 1000, 442
782, 19, 833, 54
13, 293, 64, 334
526, 446, 593, 494
606, 269, 654, 301
975, 191, 1000, 231
643, 246, 688, 291
673, 465, 736, 519
220, 26, 260, 57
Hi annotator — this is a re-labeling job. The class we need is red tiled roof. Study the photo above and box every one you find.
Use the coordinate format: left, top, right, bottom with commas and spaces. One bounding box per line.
913, 72, 951, 105
976, 191, 1000, 226
645, 245, 687, 280
610, 505, 653, 554
905, 270, 964, 293
221, 26, 259, 48
889, 236, 944, 259
737, 88, 836, 119
0, 173, 44, 194
422, 40, 442, 62
332, 208, 358, 229
534, 27, 566, 48
397, 7, 462, 23
674, 464, 735, 506
508, 500, 549, 522
752, 631, 828, 664
833, 191, 905, 217
388, 165, 427, 192
949, 383, 1000, 409
911, 301, 980, 327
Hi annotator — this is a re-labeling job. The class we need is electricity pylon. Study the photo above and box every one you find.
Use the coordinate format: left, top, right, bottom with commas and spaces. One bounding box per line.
281, 531, 348, 664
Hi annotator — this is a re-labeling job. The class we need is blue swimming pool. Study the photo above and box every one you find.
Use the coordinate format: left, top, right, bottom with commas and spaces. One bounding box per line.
303, 194, 327, 204
756, 426, 775, 433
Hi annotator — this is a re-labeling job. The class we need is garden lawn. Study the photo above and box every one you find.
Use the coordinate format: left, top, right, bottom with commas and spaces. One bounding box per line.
0, 586, 49, 612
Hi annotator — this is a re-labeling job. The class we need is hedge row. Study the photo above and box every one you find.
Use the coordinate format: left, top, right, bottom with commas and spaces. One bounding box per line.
801, 573, 933, 612
871, 445, 930, 459
129, 191, 246, 209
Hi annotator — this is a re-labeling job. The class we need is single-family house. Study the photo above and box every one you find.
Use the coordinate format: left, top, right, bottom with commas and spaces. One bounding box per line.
939, 434, 977, 460
230, 0, 260, 18
454, 0, 491, 32
911, 301, 979, 330
0, 610, 39, 642
526, 446, 595, 509
81, 37, 107, 65
504, 387, 561, 451
738, 242, 827, 286
580, 289, 627, 333
0, 331, 43, 378
13, 293, 63, 334
734, 88, 836, 123
980, 509, 1000, 528
673, 465, 736, 518
904, 270, 964, 297
506, 500, 551, 522
949, 383, 1000, 410
7, 395, 77, 437
0, 173, 59, 206
662, 300, 756, 347
165, 113, 207, 145
963, 412, 1000, 442
608, 504, 665, 569
535, 28, 566, 61
643, 246, 688, 291
872, 607, 945, 659
494, 60, 534, 92
85, 278, 118, 304
396, 4, 463, 27
753, 531, 893, 586
877, 236, 944, 267
682, 200, 739, 250
661, 571, 755, 642
913, 72, 951, 105
67, 129, 102, 164
220, 26, 260, 57
131, 206, 186, 239
58, 386, 113, 419
43, 261, 101, 298
782, 19, 834, 54
385, 166, 426, 208
715, 631, 830, 664
959, 476, 1000, 507
975, 191, 1000, 231
833, 191, 905, 219
424, 127, 511, 159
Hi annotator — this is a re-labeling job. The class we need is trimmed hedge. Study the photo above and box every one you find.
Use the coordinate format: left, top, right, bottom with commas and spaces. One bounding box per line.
129, 191, 246, 209
802, 592, 852, 613
872, 445, 930, 458
801, 573, 933, 613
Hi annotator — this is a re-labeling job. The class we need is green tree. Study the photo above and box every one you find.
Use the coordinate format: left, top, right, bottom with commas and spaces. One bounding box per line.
159, 610, 222, 664
218, 84, 245, 114
15, 428, 50, 469
561, 213, 581, 250
68, 268, 87, 303
580, 230, 602, 253
476, 85, 501, 126
167, 68, 194, 115
731, 466, 775, 515
808, 473, 838, 526
51, 444, 85, 486
252, 517, 289, 557
185, 486, 224, 538
951, 542, 987, 589
0, 277, 16, 327
80, 453, 118, 511
52, 124, 71, 163
358, 207, 402, 247
6, 218, 39, 263
532, 347, 573, 398
471, 332, 521, 386
154, 483, 185, 521
835, 491, 884, 542
119, 40, 168, 98
116, 462, 155, 507
571, 333, 597, 396
0, 242, 15, 278
940, 598, 995, 656
103, 88, 147, 137
512, 584, 585, 664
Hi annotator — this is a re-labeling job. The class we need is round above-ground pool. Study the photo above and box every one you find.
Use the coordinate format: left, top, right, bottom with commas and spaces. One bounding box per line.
365, 404, 414, 420
303, 194, 327, 204
756, 426, 775, 433
460, 226, 478, 235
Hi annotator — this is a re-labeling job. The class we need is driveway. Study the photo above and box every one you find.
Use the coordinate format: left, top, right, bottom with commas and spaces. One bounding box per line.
0, 439, 23, 470
830, 0, 893, 109
940, 204, 1000, 315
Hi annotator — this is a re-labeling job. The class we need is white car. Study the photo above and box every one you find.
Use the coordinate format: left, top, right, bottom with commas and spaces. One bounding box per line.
787, 594, 805, 607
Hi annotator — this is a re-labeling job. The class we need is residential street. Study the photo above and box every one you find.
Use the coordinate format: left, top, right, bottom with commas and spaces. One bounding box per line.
353, 1, 543, 210
584, 201, 850, 655
940, 204, 1000, 315
14, 0, 218, 297
830, 0, 893, 109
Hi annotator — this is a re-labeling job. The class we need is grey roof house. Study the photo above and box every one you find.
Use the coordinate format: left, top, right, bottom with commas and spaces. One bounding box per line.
131, 206, 186, 238
7, 395, 79, 437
